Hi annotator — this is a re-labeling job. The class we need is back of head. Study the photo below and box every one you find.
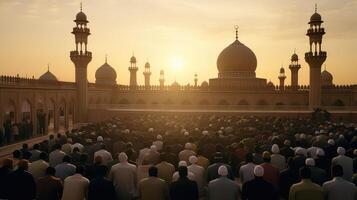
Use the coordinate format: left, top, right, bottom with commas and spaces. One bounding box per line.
299, 167, 311, 179
245, 153, 253, 163
76, 165, 85, 175
39, 152, 48, 160
262, 151, 271, 162
119, 152, 128, 163
33, 143, 40, 150
46, 167, 56, 176
17, 159, 29, 170
12, 150, 21, 159
178, 166, 188, 178
22, 143, 28, 149
254, 165, 264, 177
331, 165, 343, 178
148, 166, 158, 177
189, 156, 198, 165
63, 155, 72, 163
218, 165, 228, 177
94, 155, 103, 165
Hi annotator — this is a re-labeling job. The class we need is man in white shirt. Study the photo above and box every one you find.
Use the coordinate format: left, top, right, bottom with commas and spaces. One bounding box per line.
62, 166, 89, 200
49, 144, 66, 167
55, 155, 76, 181
323, 165, 357, 200
332, 147, 353, 180
188, 155, 206, 197
270, 144, 286, 172
153, 134, 163, 151
178, 143, 196, 163
28, 152, 49, 180
94, 144, 113, 166
109, 152, 137, 200
239, 153, 256, 184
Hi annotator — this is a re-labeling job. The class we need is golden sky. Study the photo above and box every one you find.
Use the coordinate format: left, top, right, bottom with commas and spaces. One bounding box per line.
0, 0, 356, 86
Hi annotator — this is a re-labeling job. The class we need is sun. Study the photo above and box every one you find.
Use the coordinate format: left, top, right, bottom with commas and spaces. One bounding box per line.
171, 57, 184, 71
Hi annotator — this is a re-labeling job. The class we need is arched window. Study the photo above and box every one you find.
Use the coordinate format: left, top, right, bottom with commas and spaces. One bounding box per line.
198, 99, 210, 105
218, 99, 230, 105
119, 99, 130, 104
136, 99, 146, 104
238, 99, 249, 105
256, 99, 267, 105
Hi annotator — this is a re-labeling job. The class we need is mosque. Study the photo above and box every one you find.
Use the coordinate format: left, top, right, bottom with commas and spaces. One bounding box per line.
0, 6, 356, 135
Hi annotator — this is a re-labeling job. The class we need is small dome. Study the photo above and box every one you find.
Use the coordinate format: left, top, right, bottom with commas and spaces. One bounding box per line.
95, 62, 117, 85
201, 81, 209, 87
217, 40, 257, 73
267, 81, 274, 87
291, 53, 298, 61
145, 62, 150, 68
75, 11, 88, 22
160, 70, 164, 75
171, 81, 180, 87
39, 70, 58, 81
321, 69, 333, 86
130, 56, 137, 63
310, 12, 322, 23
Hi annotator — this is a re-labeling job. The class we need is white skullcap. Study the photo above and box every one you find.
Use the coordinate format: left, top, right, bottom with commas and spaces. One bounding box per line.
329, 132, 334, 137
300, 134, 306, 139
353, 149, 357, 156
315, 131, 320, 135
118, 152, 128, 162
305, 158, 315, 166
271, 144, 280, 154
218, 130, 223, 134
185, 143, 192, 150
184, 131, 189, 136
337, 147, 345, 155
295, 147, 305, 155
189, 156, 198, 164
254, 165, 264, 177
195, 128, 199, 131
328, 139, 335, 145
202, 130, 209, 136
178, 161, 187, 167
218, 165, 228, 176
67, 138, 73, 143
294, 134, 300, 139
317, 149, 325, 156
112, 125, 117, 128
150, 145, 157, 151
148, 128, 154, 132
157, 134, 162, 140
97, 136, 104, 142
339, 134, 345, 139
124, 129, 130, 134
220, 126, 224, 130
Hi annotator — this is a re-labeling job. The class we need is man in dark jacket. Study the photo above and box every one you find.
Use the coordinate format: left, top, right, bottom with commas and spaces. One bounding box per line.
0, 158, 13, 199
36, 167, 63, 200
170, 166, 199, 200
279, 157, 300, 199
242, 165, 278, 200
88, 165, 116, 200
8, 159, 36, 200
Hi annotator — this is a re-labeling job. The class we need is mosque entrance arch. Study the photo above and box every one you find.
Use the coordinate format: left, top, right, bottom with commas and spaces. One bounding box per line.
4, 99, 16, 124
21, 99, 31, 122
47, 99, 55, 133
218, 99, 230, 105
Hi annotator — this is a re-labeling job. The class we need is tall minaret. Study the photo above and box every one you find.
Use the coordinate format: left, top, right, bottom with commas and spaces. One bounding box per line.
278, 66, 286, 90
70, 4, 92, 123
143, 61, 151, 89
305, 4, 326, 108
289, 50, 301, 88
129, 55, 138, 89
159, 70, 165, 89
194, 74, 198, 87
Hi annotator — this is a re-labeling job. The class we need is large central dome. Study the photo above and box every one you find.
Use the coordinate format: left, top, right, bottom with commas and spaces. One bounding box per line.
217, 39, 257, 74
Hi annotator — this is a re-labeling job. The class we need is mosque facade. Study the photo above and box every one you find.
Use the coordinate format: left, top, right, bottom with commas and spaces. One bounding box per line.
0, 7, 356, 134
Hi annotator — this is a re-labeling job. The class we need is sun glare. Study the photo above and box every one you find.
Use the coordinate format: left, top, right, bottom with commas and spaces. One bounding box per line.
171, 57, 184, 71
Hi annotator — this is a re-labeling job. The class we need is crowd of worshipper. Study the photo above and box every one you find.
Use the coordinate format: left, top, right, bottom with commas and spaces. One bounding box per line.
0, 113, 357, 200
1, 119, 34, 146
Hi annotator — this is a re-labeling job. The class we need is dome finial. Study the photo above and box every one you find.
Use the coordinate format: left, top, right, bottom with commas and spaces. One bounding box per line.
294, 48, 296, 54
105, 54, 108, 63
47, 63, 50, 72
235, 25, 239, 40
315, 3, 317, 13
324, 64, 326, 71
80, 2, 83, 11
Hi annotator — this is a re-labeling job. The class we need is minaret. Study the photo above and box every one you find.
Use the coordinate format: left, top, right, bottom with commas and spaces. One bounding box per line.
305, 4, 326, 109
278, 66, 286, 90
70, 4, 92, 123
143, 61, 151, 89
159, 70, 165, 89
129, 55, 138, 89
289, 50, 301, 88
194, 74, 198, 87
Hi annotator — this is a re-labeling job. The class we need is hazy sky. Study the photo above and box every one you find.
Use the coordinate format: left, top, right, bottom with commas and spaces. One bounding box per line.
0, 0, 356, 86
